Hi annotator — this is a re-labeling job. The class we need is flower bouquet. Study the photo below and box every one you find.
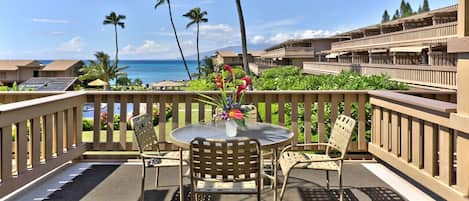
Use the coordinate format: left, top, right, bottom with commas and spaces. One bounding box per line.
196, 64, 252, 136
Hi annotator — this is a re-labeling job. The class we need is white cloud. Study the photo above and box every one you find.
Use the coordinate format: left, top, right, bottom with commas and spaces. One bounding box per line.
257, 18, 299, 29
57, 37, 84, 52
32, 18, 69, 24
50, 31, 65, 35
250, 35, 266, 44
199, 24, 233, 33
122, 40, 168, 55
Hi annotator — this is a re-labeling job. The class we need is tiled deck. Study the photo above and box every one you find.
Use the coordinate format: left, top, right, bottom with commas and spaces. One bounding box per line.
7, 161, 438, 201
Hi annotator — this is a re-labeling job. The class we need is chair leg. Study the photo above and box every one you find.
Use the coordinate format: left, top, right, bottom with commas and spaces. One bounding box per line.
279, 168, 292, 201
154, 167, 160, 188
338, 161, 343, 201
326, 170, 330, 190
141, 158, 146, 201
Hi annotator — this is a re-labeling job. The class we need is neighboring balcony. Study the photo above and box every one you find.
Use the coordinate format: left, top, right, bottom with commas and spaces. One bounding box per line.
331, 22, 458, 52
303, 62, 457, 90
263, 47, 315, 58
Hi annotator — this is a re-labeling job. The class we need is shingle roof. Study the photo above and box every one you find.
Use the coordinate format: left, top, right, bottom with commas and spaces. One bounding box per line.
216, 51, 238, 57
41, 60, 83, 71
0, 60, 40, 71
20, 77, 79, 91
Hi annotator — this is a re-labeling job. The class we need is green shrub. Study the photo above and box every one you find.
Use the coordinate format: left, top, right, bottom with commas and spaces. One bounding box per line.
0, 86, 8, 91
82, 119, 94, 131
186, 78, 217, 91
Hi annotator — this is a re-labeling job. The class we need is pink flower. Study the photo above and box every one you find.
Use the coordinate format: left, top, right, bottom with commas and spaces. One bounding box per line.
228, 109, 244, 120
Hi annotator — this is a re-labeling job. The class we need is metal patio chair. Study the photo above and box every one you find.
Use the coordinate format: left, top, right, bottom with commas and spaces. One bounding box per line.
278, 115, 356, 201
131, 114, 189, 201
189, 137, 262, 201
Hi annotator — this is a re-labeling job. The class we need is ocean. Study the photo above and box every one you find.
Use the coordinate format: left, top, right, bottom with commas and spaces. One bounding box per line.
41, 60, 199, 84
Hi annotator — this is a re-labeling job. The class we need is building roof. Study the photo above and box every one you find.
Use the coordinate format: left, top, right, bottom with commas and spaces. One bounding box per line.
216, 51, 238, 57
249, 51, 265, 57
335, 4, 458, 36
0, 60, 41, 71
20, 77, 79, 91
264, 37, 346, 51
41, 60, 84, 71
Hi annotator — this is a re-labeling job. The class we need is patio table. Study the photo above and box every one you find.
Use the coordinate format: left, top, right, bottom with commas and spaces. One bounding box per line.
170, 122, 294, 201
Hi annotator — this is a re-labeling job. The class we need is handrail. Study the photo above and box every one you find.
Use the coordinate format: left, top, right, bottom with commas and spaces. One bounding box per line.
368, 91, 456, 113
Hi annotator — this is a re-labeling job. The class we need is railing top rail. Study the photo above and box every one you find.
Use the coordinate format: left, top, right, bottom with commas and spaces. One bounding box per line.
84, 90, 371, 95
0, 92, 85, 113
369, 91, 456, 113
304, 62, 457, 72
332, 22, 458, 46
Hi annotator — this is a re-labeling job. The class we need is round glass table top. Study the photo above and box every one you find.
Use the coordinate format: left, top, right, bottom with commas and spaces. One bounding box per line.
170, 122, 294, 149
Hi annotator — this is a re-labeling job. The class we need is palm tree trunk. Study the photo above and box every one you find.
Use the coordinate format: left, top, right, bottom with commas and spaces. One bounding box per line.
197, 22, 201, 78
167, 0, 192, 80
235, 0, 250, 75
114, 25, 119, 67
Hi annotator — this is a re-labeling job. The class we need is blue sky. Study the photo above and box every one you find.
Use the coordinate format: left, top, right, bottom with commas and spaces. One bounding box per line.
0, 0, 457, 60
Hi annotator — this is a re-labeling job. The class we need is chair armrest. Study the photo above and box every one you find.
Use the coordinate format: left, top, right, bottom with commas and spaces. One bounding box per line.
280, 143, 335, 155
140, 153, 180, 161
296, 157, 342, 164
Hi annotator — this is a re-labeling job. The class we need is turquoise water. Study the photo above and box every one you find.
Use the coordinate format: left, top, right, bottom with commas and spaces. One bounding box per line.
42, 60, 198, 84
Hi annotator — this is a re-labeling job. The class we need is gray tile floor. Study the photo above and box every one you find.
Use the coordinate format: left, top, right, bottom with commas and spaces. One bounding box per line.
8, 161, 418, 201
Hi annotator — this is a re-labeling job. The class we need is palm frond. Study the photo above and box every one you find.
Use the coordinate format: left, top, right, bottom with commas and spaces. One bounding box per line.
154, 0, 166, 9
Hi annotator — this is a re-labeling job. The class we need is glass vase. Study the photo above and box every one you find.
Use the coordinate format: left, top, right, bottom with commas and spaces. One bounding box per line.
225, 120, 237, 137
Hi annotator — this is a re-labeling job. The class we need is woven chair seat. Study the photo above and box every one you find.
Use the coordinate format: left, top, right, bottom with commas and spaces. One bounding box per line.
144, 151, 190, 167
279, 151, 339, 171
195, 180, 257, 193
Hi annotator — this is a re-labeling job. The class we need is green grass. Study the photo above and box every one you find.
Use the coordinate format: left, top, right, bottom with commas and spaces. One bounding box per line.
82, 103, 213, 143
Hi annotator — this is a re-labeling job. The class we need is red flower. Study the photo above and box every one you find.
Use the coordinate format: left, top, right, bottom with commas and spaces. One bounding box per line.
223, 64, 233, 73
224, 64, 235, 80
236, 76, 251, 95
228, 109, 244, 120
241, 76, 251, 86
215, 75, 224, 89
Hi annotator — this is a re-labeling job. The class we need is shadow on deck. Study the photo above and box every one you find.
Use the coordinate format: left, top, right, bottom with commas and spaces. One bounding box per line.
9, 161, 423, 201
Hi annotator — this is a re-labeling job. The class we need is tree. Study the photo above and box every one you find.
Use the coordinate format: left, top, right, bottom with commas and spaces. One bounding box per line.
392, 9, 400, 20
422, 0, 430, 12
382, 10, 390, 23
79, 51, 128, 90
155, 0, 192, 80
116, 75, 131, 86
103, 12, 126, 68
133, 78, 143, 86
183, 7, 208, 79
235, 0, 251, 75
405, 2, 414, 16
418, 5, 423, 13
400, 0, 407, 18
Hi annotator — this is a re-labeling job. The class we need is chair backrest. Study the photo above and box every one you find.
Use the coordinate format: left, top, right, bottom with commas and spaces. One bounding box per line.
131, 114, 159, 153
189, 137, 261, 182
326, 115, 356, 158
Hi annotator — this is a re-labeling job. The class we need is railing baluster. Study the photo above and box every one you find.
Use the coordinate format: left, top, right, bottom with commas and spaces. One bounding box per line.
456, 131, 469, 196
424, 122, 437, 176
159, 96, 167, 148
119, 96, 127, 150
1, 125, 12, 182
411, 118, 423, 168
31, 117, 41, 167
382, 109, 390, 151
44, 114, 53, 160
400, 115, 410, 162
93, 95, 101, 148
66, 108, 73, 151
291, 94, 299, 145
16, 121, 27, 174
391, 112, 400, 156
265, 94, 272, 123
56, 111, 64, 156
304, 94, 312, 145
106, 95, 114, 150
185, 95, 192, 125
278, 94, 285, 126
438, 126, 452, 185
358, 94, 367, 151
317, 94, 326, 143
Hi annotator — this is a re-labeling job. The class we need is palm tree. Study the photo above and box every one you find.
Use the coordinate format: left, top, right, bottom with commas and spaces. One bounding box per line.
103, 12, 126, 67
183, 8, 208, 79
155, 0, 192, 80
235, 0, 250, 75
79, 51, 128, 90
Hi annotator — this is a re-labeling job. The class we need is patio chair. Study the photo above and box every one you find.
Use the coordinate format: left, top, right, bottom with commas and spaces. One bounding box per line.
131, 114, 189, 201
278, 115, 356, 201
189, 137, 262, 201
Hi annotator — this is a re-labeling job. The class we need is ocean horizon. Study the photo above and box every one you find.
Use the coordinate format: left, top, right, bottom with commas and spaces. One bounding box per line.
41, 59, 198, 84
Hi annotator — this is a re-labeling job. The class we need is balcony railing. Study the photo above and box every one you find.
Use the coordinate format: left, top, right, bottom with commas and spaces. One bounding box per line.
263, 47, 315, 58
331, 22, 458, 52
303, 62, 457, 89
0, 90, 466, 201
